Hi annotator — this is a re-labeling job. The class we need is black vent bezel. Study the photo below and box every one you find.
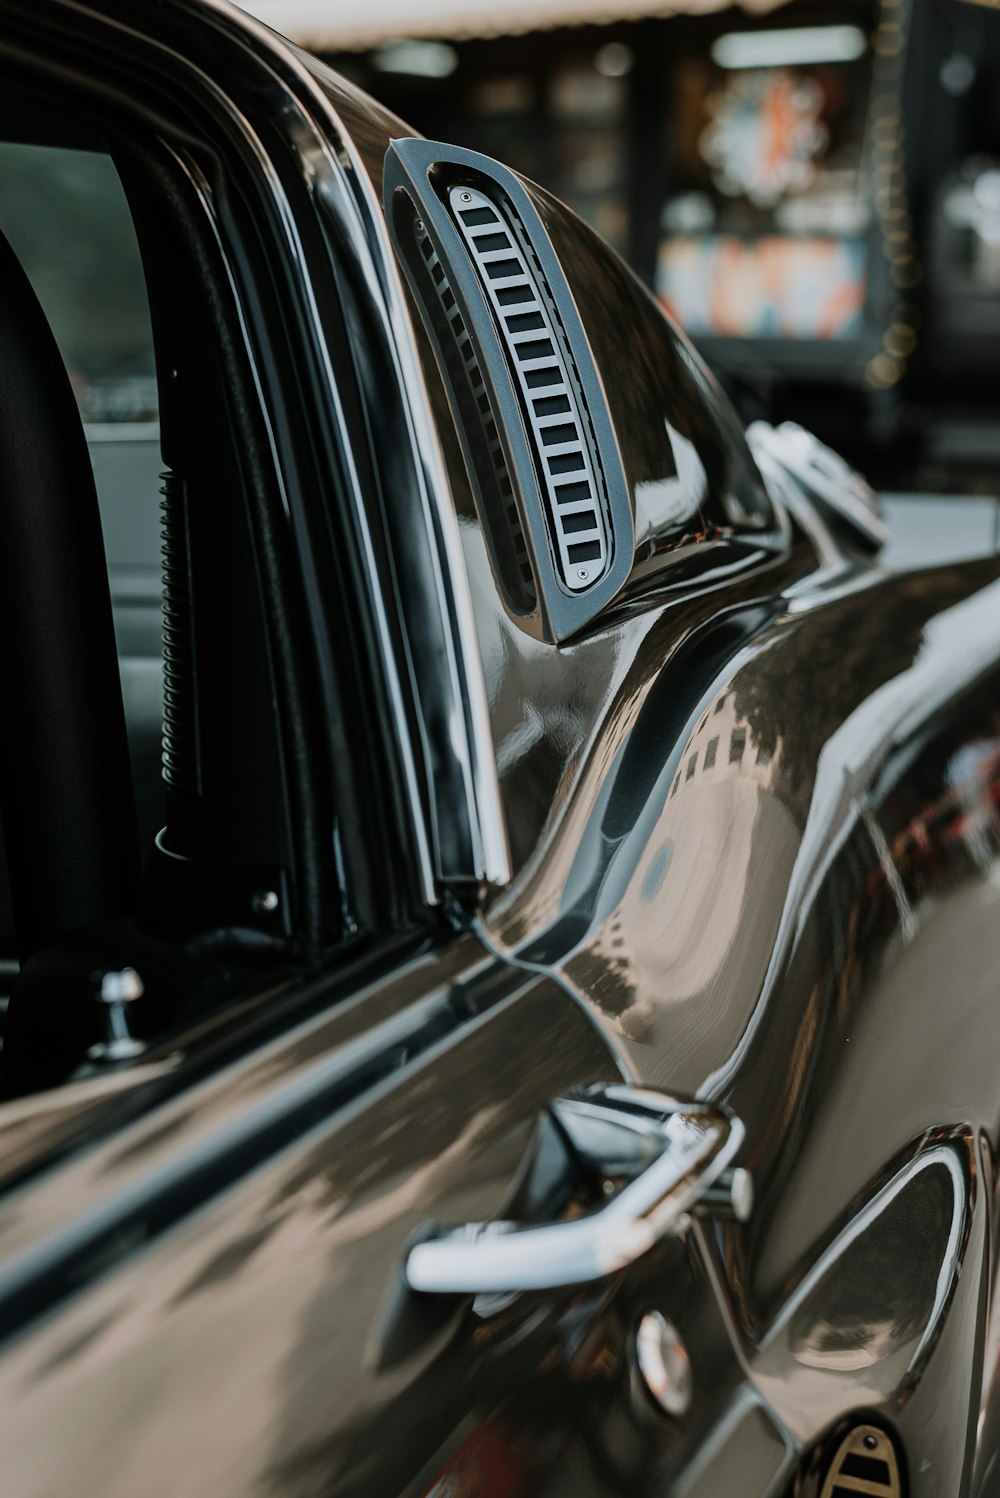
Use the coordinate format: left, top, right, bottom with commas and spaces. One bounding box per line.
384, 138, 634, 643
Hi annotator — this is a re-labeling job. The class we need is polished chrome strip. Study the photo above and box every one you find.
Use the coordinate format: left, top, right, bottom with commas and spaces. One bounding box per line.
286, 104, 509, 890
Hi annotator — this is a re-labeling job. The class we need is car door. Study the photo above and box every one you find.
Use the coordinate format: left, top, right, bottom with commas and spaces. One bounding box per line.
0, 935, 649, 1498
0, 7, 772, 1497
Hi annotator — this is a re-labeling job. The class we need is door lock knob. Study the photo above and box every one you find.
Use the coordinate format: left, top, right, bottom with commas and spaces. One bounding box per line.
88, 966, 146, 1063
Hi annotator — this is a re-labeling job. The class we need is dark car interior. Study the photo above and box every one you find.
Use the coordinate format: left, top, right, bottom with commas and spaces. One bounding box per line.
0, 113, 322, 1101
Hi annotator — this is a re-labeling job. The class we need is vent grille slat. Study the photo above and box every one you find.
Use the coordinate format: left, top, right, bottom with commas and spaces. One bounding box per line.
448, 184, 610, 593
415, 223, 536, 600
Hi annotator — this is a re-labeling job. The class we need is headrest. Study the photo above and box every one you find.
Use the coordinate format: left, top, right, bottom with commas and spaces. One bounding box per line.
0, 223, 138, 962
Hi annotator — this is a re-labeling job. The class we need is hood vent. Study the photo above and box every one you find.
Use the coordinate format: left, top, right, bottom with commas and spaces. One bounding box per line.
384, 138, 635, 642
447, 185, 609, 595
820, 1426, 901, 1498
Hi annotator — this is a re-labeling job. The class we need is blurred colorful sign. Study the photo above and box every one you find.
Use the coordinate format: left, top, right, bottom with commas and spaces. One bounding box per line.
700, 68, 828, 207
657, 233, 867, 339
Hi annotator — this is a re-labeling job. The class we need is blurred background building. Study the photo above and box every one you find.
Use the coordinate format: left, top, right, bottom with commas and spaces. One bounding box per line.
248, 0, 1000, 493
1, 0, 997, 500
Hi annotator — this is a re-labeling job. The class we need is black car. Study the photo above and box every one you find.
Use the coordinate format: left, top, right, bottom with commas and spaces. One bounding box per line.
0, 2, 999, 1494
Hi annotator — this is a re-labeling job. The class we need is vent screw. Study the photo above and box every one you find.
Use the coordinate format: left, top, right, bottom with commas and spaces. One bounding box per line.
577, 568, 590, 581
863, 1434, 878, 1451
459, 190, 473, 203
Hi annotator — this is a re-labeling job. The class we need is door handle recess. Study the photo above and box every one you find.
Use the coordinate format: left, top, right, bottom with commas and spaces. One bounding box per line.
406, 1086, 751, 1295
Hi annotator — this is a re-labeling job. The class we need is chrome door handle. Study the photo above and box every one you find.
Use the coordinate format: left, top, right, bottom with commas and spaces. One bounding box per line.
406, 1086, 751, 1295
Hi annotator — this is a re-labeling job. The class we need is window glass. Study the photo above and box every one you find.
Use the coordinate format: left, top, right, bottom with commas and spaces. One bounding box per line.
0, 144, 165, 968
0, 143, 162, 577
0, 144, 156, 421
0, 128, 308, 1095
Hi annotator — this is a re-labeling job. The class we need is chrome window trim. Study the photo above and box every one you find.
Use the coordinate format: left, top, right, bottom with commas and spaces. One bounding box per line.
234, 16, 511, 891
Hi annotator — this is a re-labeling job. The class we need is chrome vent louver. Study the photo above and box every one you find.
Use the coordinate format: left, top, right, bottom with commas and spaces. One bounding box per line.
447, 186, 609, 594
414, 222, 535, 601
384, 138, 634, 642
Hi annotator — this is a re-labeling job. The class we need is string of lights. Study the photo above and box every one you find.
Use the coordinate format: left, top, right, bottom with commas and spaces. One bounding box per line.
865, 0, 921, 389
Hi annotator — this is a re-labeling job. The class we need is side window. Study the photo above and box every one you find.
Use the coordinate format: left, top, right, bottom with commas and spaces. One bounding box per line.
0, 144, 164, 849
0, 144, 156, 420
0, 136, 301, 1096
